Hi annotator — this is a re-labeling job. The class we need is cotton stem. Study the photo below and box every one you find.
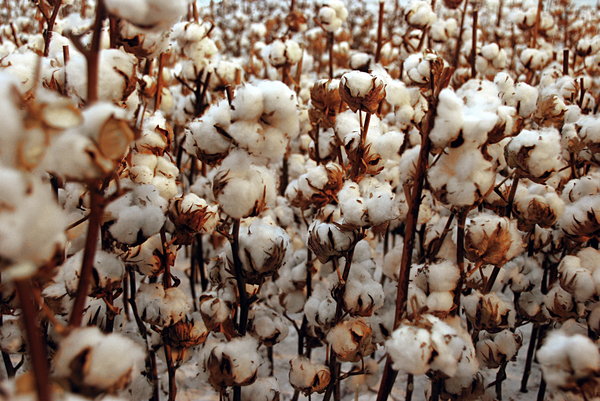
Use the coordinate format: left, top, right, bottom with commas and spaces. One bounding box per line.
16, 279, 51, 401
69, 187, 104, 327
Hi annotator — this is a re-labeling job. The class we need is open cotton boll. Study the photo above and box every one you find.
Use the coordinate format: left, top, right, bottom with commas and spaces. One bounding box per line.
206, 336, 260, 389
268, 39, 302, 67
505, 128, 564, 182
361, 178, 399, 226
343, 266, 385, 316
386, 323, 432, 374
405, 1, 436, 29
212, 150, 276, 219
430, 88, 464, 149
561, 172, 600, 202
464, 212, 523, 266
513, 182, 565, 228
387, 315, 473, 377
558, 255, 596, 302
304, 288, 337, 329
463, 291, 516, 331
537, 331, 600, 391
307, 219, 358, 263
104, 0, 186, 31
105, 183, 167, 245
67, 49, 137, 103
289, 357, 331, 395
256, 80, 300, 139
136, 283, 190, 327
326, 318, 375, 362
428, 145, 495, 207
338, 181, 368, 226
183, 100, 233, 164
43, 103, 132, 181
57, 249, 125, 292
476, 329, 522, 368
54, 327, 144, 394
248, 305, 289, 345
169, 193, 219, 244
514, 82, 538, 117
240, 377, 280, 401
427, 260, 460, 292
0, 168, 67, 280
237, 218, 290, 283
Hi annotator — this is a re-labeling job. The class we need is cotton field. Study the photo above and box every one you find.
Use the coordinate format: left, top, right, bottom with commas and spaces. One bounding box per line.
0, 0, 599, 401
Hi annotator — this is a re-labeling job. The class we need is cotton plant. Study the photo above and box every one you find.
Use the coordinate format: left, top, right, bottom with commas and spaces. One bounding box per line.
1, 1, 600, 401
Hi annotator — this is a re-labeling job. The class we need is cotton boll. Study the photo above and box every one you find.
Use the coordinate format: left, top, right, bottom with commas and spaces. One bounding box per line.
104, 0, 186, 31
558, 255, 596, 302
231, 84, 264, 122
464, 212, 523, 266
476, 329, 522, 368
307, 219, 358, 263
67, 49, 137, 103
268, 39, 302, 67
428, 145, 496, 207
239, 377, 280, 401
386, 315, 474, 378
326, 318, 375, 362
430, 88, 464, 150
0, 168, 67, 279
463, 291, 516, 331
183, 100, 233, 164
513, 182, 565, 229
361, 178, 399, 226
386, 323, 432, 374
256, 80, 300, 139
427, 260, 460, 292
248, 305, 289, 345
137, 283, 190, 327
206, 336, 260, 390
289, 357, 331, 395
168, 193, 219, 244
537, 331, 600, 391
54, 327, 144, 395
105, 183, 167, 245
544, 285, 576, 320
343, 266, 385, 316
212, 150, 276, 219
304, 285, 337, 329
514, 82, 538, 117
237, 218, 290, 283
405, 1, 436, 29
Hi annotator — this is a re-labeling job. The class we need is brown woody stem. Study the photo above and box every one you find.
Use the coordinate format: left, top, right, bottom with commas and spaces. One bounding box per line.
16, 279, 51, 401
69, 187, 104, 327
375, 1, 384, 63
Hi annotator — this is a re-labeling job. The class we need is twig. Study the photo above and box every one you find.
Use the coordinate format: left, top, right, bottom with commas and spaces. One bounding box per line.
470, 5, 478, 79
520, 324, 539, 392
375, 2, 384, 63
69, 187, 104, 326
16, 279, 51, 401
453, 208, 468, 314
